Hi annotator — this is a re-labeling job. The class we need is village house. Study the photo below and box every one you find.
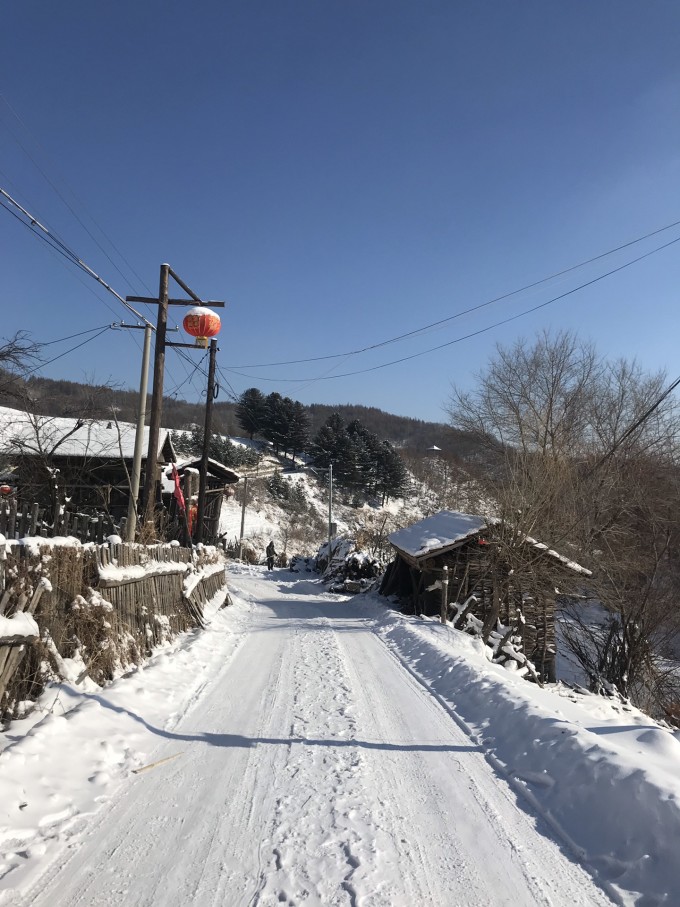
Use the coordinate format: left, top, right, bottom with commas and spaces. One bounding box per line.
0, 406, 177, 532
162, 457, 240, 544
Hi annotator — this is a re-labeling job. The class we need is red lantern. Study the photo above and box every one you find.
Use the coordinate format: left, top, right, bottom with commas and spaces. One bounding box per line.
0, 485, 12, 495
183, 306, 221, 348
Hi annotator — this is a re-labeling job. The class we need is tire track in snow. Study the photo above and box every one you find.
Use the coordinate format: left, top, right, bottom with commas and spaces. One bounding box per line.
250, 620, 388, 906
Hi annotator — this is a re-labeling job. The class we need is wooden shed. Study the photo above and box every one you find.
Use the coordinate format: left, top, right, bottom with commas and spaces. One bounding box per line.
163, 457, 240, 544
381, 510, 591, 682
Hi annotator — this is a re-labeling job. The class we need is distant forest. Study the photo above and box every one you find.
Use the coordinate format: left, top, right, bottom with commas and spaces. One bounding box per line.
0, 370, 478, 458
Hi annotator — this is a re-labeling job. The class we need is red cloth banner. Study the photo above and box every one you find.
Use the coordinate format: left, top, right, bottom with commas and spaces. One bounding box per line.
171, 465, 185, 513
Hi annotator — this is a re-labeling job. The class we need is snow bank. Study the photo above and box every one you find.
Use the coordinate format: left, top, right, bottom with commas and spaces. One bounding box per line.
375, 601, 680, 905
98, 559, 190, 584
0, 595, 250, 894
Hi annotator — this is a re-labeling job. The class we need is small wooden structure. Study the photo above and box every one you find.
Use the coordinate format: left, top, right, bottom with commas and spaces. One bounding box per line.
381, 510, 591, 682
163, 457, 240, 544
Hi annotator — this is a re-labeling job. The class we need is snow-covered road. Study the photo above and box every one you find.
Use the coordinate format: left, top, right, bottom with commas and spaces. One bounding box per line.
13, 568, 613, 906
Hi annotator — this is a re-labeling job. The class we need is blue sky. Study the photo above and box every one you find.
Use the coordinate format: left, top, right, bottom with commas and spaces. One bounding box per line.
2, 1, 680, 425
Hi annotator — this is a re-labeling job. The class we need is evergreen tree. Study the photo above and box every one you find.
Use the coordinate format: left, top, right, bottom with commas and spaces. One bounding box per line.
376, 441, 408, 503
310, 413, 345, 468
236, 388, 267, 440
263, 392, 289, 454
288, 401, 310, 463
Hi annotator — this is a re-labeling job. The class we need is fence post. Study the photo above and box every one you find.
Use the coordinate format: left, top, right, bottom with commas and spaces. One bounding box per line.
441, 565, 449, 625
7, 498, 17, 540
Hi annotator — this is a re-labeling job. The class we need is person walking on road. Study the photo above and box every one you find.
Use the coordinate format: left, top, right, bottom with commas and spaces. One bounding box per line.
266, 540, 277, 571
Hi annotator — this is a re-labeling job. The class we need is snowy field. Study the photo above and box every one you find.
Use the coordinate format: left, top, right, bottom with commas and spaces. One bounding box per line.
1, 567, 679, 905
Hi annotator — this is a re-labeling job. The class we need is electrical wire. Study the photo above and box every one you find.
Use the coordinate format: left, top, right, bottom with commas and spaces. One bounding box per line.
228, 216, 680, 369
27, 326, 113, 376
224, 231, 680, 385
589, 373, 680, 473
40, 324, 114, 346
0, 191, 198, 395
0, 188, 154, 326
214, 365, 240, 402
166, 349, 208, 398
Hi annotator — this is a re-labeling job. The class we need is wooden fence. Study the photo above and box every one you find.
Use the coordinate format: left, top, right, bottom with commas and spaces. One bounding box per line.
0, 496, 118, 544
0, 537, 228, 722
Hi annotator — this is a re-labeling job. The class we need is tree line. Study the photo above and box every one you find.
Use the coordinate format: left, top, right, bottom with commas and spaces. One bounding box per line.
236, 388, 408, 502
0, 367, 465, 455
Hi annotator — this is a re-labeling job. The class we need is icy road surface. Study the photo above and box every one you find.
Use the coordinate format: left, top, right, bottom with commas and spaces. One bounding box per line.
18, 568, 612, 907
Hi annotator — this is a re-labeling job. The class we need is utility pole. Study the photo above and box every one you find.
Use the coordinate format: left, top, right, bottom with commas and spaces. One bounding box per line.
126, 267, 225, 540
238, 475, 249, 560
195, 337, 217, 544
126, 322, 152, 541
328, 462, 333, 562
142, 264, 169, 521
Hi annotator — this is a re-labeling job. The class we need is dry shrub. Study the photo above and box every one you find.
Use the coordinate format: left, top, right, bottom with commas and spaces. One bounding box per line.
68, 595, 141, 683
241, 545, 259, 564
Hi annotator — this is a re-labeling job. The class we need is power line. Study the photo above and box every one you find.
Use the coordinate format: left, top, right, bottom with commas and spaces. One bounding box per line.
0, 187, 154, 327
0, 179, 204, 401
0, 190, 195, 394
590, 373, 680, 473
29, 326, 113, 375
224, 231, 680, 385
41, 324, 114, 345
0, 197, 127, 322
215, 365, 240, 402
228, 216, 680, 369
166, 349, 208, 398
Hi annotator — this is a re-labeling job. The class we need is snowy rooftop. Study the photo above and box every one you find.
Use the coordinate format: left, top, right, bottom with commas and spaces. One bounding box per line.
0, 405, 172, 461
161, 458, 241, 493
389, 510, 487, 560
389, 510, 591, 575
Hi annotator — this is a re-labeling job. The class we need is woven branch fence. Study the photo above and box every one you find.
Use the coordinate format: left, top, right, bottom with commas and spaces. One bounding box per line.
0, 538, 228, 722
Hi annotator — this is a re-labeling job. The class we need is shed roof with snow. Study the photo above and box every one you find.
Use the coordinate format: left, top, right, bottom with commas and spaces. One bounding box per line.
389, 509, 591, 576
389, 511, 487, 562
162, 458, 240, 491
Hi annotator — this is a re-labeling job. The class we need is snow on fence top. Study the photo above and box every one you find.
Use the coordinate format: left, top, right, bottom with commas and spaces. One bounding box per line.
389, 511, 487, 560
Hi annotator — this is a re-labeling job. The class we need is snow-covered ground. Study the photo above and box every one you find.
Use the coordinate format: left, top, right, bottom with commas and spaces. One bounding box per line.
2, 567, 678, 905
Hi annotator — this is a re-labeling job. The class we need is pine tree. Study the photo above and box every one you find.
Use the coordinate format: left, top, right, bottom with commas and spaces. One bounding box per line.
288, 401, 310, 464
376, 441, 408, 503
236, 388, 267, 440
262, 392, 289, 455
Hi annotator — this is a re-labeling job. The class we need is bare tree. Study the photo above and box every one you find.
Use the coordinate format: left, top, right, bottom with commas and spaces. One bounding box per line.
447, 330, 680, 716
0, 332, 42, 403
3, 380, 125, 524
